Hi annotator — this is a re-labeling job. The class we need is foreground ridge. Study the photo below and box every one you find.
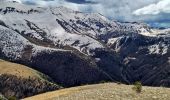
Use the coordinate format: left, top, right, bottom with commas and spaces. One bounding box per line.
23, 83, 170, 100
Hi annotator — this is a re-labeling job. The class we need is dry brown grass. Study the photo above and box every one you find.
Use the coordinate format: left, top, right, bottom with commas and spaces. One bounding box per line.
0, 59, 41, 78
23, 83, 170, 100
0, 59, 61, 99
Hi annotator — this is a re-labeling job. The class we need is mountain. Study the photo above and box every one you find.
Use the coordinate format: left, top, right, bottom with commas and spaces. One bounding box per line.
0, 1, 170, 88
23, 83, 170, 100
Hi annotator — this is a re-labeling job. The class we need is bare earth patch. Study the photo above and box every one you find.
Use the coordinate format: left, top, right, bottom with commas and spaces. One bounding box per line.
23, 83, 170, 100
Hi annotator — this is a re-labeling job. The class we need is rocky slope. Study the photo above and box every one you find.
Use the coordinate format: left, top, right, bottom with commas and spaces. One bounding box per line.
0, 0, 169, 87
23, 83, 170, 100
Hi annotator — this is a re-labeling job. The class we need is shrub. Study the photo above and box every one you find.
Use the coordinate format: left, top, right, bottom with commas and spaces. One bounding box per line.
0, 95, 6, 100
100, 80, 107, 83
8, 96, 17, 100
132, 81, 142, 93
0, 74, 60, 99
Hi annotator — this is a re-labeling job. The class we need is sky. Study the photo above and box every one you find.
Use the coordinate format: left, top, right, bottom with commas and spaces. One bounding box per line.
6, 0, 170, 28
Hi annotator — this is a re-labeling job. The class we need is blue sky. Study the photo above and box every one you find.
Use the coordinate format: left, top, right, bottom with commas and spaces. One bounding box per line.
9, 0, 170, 28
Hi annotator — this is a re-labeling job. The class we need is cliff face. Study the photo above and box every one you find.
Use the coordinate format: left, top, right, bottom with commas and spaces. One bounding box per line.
109, 34, 170, 86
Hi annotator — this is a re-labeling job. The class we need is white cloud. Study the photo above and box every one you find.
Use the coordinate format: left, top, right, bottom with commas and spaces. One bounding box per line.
16, 0, 160, 21
1, 0, 169, 27
133, 0, 170, 15
74, 0, 160, 21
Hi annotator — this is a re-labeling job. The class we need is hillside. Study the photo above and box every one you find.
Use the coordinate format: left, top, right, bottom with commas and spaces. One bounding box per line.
23, 83, 170, 100
0, 59, 61, 99
0, 0, 169, 88
0, 59, 47, 78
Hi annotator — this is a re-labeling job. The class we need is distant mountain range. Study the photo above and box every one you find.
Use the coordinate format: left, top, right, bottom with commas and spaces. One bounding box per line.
0, 0, 170, 94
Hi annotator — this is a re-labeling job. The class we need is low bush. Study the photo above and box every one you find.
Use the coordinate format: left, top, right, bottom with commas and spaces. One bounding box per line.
132, 81, 142, 93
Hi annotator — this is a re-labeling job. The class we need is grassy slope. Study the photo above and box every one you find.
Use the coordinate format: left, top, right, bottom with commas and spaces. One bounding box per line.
23, 83, 170, 100
0, 59, 61, 99
0, 59, 44, 79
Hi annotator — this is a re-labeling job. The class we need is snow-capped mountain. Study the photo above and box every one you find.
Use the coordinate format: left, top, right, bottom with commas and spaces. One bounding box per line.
0, 1, 170, 87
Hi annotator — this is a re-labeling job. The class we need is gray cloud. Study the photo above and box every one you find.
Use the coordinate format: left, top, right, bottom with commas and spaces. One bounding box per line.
12, 0, 161, 20
64, 0, 96, 4
5, 0, 170, 27
60, 0, 159, 22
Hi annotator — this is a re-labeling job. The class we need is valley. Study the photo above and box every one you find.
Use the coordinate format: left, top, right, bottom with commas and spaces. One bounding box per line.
0, 0, 169, 99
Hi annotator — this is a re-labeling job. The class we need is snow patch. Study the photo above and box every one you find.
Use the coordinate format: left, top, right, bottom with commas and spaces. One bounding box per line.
148, 44, 168, 55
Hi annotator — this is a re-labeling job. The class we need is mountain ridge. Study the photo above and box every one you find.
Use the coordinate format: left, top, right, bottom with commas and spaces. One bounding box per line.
23, 83, 170, 100
0, 1, 169, 88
